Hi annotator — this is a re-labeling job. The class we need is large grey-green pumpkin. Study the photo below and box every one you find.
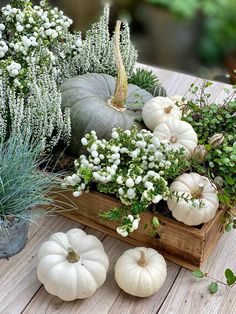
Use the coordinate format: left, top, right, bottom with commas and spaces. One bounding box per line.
61, 73, 152, 155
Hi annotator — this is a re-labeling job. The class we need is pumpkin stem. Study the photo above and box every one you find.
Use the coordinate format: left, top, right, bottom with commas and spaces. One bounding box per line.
164, 105, 172, 114
170, 135, 178, 144
67, 247, 80, 263
137, 250, 147, 267
110, 20, 128, 110
192, 184, 204, 199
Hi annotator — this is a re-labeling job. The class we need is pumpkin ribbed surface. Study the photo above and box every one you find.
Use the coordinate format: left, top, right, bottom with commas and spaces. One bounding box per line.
61, 73, 152, 155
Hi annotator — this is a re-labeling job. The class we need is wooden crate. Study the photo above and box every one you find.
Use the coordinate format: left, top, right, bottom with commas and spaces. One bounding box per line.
53, 188, 226, 270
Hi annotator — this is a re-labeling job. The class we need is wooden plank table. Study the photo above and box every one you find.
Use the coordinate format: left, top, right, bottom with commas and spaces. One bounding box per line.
0, 67, 235, 314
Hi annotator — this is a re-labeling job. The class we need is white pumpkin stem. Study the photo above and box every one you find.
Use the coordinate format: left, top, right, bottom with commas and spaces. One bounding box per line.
110, 20, 128, 110
170, 135, 178, 144
137, 250, 147, 267
164, 105, 172, 113
67, 247, 80, 263
192, 184, 204, 199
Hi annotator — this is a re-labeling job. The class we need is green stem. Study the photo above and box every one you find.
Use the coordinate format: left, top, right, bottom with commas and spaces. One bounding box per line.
110, 20, 128, 110
66, 247, 80, 263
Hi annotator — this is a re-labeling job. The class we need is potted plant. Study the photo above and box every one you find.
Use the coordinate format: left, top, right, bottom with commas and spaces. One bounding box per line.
0, 137, 58, 258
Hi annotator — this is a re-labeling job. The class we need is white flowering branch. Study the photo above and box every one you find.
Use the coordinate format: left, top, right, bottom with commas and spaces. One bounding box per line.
63, 126, 190, 236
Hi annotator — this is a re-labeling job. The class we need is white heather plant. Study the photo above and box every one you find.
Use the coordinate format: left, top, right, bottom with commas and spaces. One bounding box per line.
0, 0, 73, 150
72, 4, 137, 78
0, 0, 138, 151
63, 126, 190, 236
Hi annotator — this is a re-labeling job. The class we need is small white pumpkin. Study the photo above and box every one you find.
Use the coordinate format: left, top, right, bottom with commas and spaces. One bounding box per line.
37, 228, 109, 301
142, 96, 181, 131
167, 172, 219, 226
153, 118, 198, 158
115, 247, 167, 297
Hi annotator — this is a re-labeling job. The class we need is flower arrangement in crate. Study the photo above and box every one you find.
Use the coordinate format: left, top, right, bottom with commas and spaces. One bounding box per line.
60, 19, 235, 237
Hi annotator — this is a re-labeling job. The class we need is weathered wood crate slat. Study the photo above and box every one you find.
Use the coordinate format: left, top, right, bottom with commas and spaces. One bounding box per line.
53, 188, 226, 270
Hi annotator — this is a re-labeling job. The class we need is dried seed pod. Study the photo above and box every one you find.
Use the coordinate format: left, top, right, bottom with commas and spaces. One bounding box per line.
192, 145, 207, 163
209, 133, 224, 148
214, 176, 224, 188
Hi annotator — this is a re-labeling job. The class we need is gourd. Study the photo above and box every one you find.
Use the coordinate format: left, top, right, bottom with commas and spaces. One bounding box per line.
142, 96, 181, 131
61, 21, 152, 155
167, 172, 219, 226
114, 247, 167, 297
153, 118, 198, 159
37, 228, 109, 301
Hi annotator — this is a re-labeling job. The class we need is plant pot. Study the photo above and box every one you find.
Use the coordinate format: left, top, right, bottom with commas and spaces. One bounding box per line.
138, 4, 201, 71
0, 219, 29, 259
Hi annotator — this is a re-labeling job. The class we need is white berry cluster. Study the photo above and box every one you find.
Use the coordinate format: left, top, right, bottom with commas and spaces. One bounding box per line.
0, 0, 72, 85
63, 126, 188, 236
6, 61, 21, 77
116, 214, 140, 237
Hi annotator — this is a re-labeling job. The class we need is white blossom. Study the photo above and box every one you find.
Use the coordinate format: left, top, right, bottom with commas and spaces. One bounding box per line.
132, 219, 139, 230
126, 178, 134, 188
127, 188, 136, 199
116, 227, 128, 237
73, 191, 82, 197
152, 195, 163, 204
81, 137, 88, 145
127, 214, 134, 222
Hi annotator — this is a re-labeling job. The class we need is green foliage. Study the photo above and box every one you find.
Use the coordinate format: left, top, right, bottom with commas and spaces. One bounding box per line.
0, 136, 58, 230
199, 0, 236, 63
146, 0, 199, 19
221, 212, 236, 232
209, 282, 219, 294
225, 269, 236, 286
192, 269, 205, 279
129, 68, 166, 97
147, 0, 236, 62
99, 207, 127, 221
193, 267, 236, 294
183, 82, 236, 207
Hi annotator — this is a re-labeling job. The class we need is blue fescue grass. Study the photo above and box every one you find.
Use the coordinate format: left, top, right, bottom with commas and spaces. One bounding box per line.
0, 136, 61, 230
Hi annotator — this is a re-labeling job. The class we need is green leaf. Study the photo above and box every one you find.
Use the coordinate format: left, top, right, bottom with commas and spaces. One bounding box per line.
225, 223, 232, 232
225, 176, 235, 186
192, 269, 205, 279
225, 269, 236, 286
209, 282, 219, 294
152, 216, 160, 228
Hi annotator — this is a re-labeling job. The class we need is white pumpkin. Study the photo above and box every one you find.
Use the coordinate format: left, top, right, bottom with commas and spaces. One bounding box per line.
37, 228, 109, 301
115, 247, 167, 297
142, 96, 181, 131
153, 118, 198, 158
167, 172, 219, 226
